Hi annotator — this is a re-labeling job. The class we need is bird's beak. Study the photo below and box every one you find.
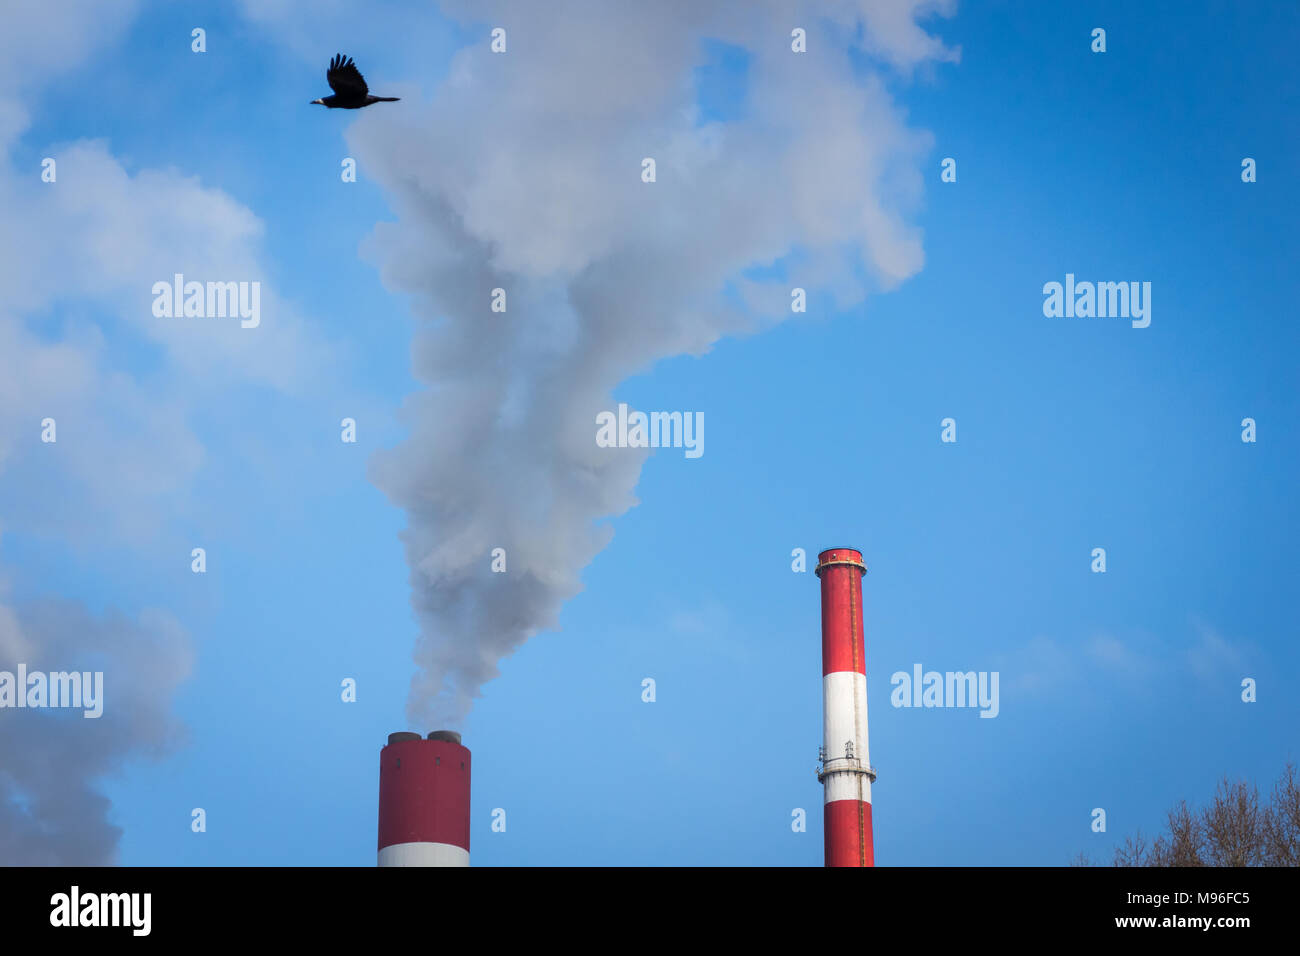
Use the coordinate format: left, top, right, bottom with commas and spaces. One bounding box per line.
310, 99, 322, 105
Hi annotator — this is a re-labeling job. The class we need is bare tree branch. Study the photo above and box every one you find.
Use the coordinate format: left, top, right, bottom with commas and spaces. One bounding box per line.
1201, 777, 1264, 866
1074, 764, 1300, 867
1263, 762, 1300, 867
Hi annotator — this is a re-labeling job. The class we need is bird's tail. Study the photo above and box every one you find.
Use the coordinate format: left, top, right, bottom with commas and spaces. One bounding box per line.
372, 96, 400, 102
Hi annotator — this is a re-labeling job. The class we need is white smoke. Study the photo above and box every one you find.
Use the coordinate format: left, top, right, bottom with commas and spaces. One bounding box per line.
0, 597, 192, 864
348, 0, 958, 728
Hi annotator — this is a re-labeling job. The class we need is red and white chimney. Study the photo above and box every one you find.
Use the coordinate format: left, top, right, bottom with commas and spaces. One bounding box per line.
816, 548, 875, 867
377, 730, 471, 866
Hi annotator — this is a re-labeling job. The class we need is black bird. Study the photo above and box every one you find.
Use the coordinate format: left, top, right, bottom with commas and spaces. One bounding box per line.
311, 54, 399, 109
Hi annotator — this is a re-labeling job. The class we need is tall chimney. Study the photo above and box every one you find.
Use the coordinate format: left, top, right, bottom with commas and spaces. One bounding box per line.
815, 548, 875, 867
377, 730, 471, 866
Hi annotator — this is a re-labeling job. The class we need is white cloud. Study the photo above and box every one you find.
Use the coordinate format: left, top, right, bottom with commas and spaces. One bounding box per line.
2, 140, 335, 391
1008, 622, 1253, 696
0, 0, 341, 861
1186, 620, 1246, 683
0, 0, 141, 151
1086, 633, 1151, 674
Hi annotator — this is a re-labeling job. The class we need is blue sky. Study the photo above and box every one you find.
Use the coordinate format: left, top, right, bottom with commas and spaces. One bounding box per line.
1, 1, 1296, 866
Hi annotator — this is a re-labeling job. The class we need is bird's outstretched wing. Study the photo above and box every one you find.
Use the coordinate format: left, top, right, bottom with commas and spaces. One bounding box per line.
327, 54, 369, 97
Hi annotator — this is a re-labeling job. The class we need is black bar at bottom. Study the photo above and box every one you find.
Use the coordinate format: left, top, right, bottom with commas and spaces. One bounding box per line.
0, 865, 1290, 941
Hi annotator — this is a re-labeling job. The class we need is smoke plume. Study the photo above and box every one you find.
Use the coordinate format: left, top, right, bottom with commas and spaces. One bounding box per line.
356, 1, 957, 728
0, 598, 191, 865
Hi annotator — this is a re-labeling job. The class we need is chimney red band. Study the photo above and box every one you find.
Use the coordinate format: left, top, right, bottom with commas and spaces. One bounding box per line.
818, 550, 868, 676
378, 736, 471, 855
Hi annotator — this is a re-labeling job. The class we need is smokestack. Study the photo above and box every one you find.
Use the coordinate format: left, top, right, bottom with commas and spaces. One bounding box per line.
377, 730, 471, 866
815, 548, 875, 867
